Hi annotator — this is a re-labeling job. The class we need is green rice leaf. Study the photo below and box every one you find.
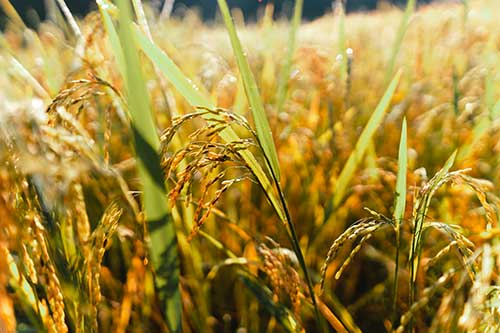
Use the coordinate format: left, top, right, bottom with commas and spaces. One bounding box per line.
97, 0, 126, 78
332, 70, 402, 211
457, 116, 490, 162
392, 117, 407, 321
133, 26, 209, 107
217, 0, 281, 181
441, 150, 458, 177
115, 0, 181, 331
394, 117, 407, 225
492, 100, 500, 119
385, 0, 415, 83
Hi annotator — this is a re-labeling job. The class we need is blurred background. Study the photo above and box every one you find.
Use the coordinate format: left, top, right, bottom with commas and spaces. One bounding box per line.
1, 0, 441, 29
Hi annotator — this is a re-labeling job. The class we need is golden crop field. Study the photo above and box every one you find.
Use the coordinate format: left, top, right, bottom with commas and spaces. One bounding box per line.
0, 0, 499, 332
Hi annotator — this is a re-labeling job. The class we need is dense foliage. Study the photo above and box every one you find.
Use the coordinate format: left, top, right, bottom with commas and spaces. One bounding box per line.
0, 0, 499, 332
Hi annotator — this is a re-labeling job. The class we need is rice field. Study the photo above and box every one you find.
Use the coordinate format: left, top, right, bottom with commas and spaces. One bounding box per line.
1, 0, 499, 332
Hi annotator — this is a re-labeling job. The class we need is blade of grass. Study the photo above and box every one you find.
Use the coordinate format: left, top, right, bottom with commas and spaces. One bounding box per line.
131, 0, 174, 123
457, 116, 489, 162
276, 0, 303, 114
55, 0, 82, 39
160, 0, 175, 19
131, 0, 152, 39
97, 0, 126, 78
7, 55, 51, 100
115, 0, 181, 331
133, 27, 210, 107
385, 0, 415, 84
311, 70, 402, 273
217, 0, 281, 181
331, 70, 402, 212
392, 117, 407, 324
54, 0, 85, 59
394, 118, 407, 228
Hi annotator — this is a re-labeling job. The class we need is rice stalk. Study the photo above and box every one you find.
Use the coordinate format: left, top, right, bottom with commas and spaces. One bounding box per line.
2, 1, 500, 332
0, 194, 16, 333
407, 151, 469, 330
422, 240, 500, 332
385, 0, 415, 83
31, 216, 68, 333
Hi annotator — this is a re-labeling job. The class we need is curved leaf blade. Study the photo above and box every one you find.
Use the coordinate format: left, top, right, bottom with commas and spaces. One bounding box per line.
217, 0, 281, 180
115, 0, 181, 331
332, 70, 402, 211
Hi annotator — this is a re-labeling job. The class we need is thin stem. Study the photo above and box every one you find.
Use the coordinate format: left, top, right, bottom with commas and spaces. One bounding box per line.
161, 0, 175, 19
55, 0, 82, 39
254, 136, 327, 332
392, 227, 400, 326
